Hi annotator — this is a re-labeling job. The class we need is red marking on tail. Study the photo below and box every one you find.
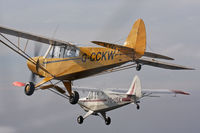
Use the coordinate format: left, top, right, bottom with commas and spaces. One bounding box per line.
129, 83, 135, 95
172, 90, 190, 95
12, 81, 25, 87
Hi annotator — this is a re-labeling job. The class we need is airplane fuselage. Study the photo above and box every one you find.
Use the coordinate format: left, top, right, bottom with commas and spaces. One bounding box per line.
78, 91, 135, 113
28, 47, 135, 81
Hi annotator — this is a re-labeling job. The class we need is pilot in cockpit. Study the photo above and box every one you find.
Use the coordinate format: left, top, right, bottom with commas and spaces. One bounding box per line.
48, 45, 79, 58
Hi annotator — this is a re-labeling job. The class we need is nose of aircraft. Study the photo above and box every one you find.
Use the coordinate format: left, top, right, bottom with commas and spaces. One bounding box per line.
27, 57, 40, 74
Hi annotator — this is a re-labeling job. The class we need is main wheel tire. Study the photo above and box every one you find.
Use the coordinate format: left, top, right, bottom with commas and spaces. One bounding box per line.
69, 91, 79, 104
136, 104, 140, 110
77, 116, 84, 124
105, 117, 111, 125
24, 82, 35, 96
136, 64, 142, 71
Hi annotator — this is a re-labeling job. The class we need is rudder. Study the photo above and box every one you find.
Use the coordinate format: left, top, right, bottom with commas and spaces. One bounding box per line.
124, 19, 146, 58
126, 75, 142, 98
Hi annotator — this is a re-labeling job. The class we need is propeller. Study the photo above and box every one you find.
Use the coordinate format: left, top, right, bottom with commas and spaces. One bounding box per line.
13, 81, 25, 87
30, 43, 42, 82
29, 25, 58, 83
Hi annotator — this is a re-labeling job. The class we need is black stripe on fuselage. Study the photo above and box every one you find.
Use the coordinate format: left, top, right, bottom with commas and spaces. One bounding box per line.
43, 57, 81, 64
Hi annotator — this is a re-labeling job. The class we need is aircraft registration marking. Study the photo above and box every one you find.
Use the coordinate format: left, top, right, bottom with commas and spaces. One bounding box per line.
82, 51, 117, 62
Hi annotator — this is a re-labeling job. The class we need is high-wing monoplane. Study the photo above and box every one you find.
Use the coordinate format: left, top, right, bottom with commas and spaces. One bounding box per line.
0, 19, 193, 105
73, 75, 189, 125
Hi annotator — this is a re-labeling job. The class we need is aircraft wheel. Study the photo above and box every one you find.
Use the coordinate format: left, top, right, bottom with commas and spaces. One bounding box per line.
77, 115, 84, 124
24, 82, 35, 96
69, 91, 79, 104
136, 64, 142, 71
105, 117, 111, 125
136, 104, 140, 110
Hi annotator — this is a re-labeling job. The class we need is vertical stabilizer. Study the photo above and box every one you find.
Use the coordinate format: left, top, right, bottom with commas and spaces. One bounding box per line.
126, 75, 142, 98
124, 19, 146, 58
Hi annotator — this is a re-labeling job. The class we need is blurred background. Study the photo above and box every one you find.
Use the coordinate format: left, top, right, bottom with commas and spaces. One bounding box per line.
0, 0, 200, 133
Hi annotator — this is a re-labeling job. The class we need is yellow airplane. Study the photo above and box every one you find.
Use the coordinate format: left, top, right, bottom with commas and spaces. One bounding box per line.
0, 19, 193, 104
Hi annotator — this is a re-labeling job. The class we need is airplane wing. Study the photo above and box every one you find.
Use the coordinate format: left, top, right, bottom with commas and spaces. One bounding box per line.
0, 25, 77, 48
137, 58, 194, 70
142, 89, 190, 97
106, 88, 189, 97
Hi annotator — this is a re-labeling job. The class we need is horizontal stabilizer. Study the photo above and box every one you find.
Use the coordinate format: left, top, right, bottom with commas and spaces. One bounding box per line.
144, 52, 174, 60
137, 58, 194, 70
91, 41, 134, 53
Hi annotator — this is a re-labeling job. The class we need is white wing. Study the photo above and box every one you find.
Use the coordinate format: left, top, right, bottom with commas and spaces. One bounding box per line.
142, 89, 190, 97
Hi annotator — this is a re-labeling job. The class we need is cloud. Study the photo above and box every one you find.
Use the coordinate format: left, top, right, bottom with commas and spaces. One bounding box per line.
0, 126, 16, 133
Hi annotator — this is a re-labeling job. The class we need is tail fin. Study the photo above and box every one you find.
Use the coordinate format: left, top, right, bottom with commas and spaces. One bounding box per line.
124, 19, 146, 57
126, 75, 142, 98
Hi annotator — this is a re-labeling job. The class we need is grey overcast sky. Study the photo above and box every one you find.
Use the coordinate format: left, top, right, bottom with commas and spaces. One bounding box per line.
0, 0, 200, 133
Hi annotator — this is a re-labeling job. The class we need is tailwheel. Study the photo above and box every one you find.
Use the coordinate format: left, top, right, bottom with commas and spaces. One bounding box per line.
69, 91, 79, 104
77, 115, 84, 124
136, 63, 142, 71
105, 117, 111, 125
136, 104, 140, 110
24, 82, 35, 96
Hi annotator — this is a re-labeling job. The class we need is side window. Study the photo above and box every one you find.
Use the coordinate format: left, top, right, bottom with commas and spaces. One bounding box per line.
64, 47, 80, 58
48, 45, 80, 58
54, 46, 60, 57
93, 92, 97, 99
48, 46, 61, 58
87, 92, 93, 99
100, 92, 104, 99
60, 46, 65, 58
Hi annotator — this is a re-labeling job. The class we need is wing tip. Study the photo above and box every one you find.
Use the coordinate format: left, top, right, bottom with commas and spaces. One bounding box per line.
172, 90, 190, 95
187, 68, 195, 70
179, 67, 195, 70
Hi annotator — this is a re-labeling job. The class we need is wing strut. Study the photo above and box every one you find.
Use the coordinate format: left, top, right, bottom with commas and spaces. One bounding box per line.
0, 34, 55, 77
0, 33, 35, 63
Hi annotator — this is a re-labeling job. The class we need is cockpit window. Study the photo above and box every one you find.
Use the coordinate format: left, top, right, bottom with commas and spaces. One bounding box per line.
87, 91, 104, 100
87, 92, 93, 99
48, 45, 80, 58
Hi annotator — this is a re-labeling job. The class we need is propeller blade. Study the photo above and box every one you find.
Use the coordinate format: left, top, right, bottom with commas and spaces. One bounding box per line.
30, 42, 42, 83
12, 81, 25, 87
34, 42, 42, 57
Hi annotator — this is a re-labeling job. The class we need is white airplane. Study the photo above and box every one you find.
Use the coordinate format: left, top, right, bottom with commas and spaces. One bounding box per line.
72, 75, 189, 125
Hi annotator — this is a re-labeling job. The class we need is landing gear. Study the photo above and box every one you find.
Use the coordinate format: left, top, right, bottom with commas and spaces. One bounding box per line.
101, 113, 111, 125
105, 117, 111, 125
136, 63, 142, 71
69, 91, 79, 104
77, 115, 84, 124
76, 112, 111, 125
63, 81, 79, 105
24, 82, 35, 96
136, 104, 140, 110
